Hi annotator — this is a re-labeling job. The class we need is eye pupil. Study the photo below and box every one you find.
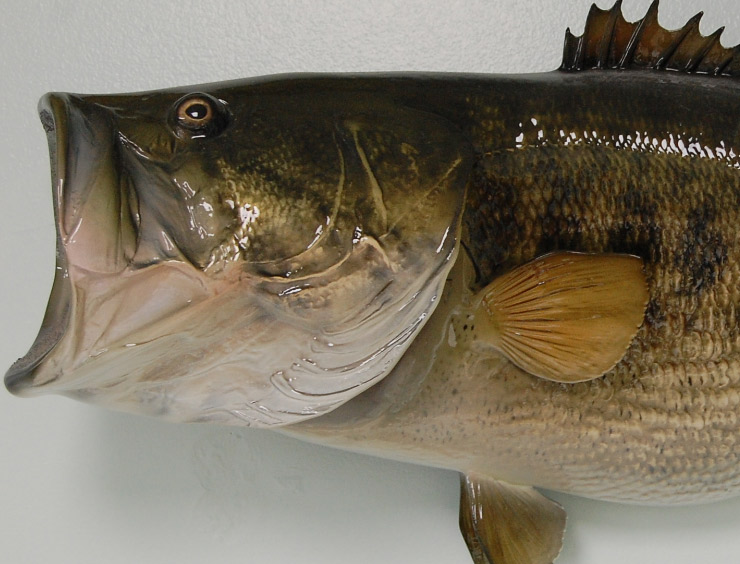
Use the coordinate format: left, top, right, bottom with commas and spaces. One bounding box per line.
173, 93, 228, 138
186, 102, 209, 120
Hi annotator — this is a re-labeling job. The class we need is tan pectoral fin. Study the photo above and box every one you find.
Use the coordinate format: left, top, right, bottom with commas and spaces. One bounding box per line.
474, 252, 648, 383
459, 473, 566, 564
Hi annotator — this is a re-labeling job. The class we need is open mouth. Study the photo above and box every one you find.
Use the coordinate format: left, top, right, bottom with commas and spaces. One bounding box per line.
4, 94, 74, 396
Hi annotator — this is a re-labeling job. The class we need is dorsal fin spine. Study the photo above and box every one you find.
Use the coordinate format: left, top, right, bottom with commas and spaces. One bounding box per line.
596, 0, 622, 68
687, 28, 723, 73
577, 5, 600, 70
620, 0, 659, 69
561, 0, 739, 78
655, 13, 702, 70
618, 2, 653, 69
716, 46, 740, 75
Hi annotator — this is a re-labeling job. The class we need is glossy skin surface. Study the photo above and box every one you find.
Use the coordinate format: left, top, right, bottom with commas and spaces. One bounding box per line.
291, 70, 740, 504
6, 68, 740, 506
10, 2, 740, 564
5, 79, 470, 426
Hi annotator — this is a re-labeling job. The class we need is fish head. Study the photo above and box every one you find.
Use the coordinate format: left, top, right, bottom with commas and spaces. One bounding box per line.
5, 77, 472, 426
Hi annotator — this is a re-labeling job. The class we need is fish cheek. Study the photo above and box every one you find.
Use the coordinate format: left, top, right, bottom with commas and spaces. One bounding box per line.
125, 146, 334, 272
199, 122, 346, 270
215, 164, 336, 265
122, 153, 232, 269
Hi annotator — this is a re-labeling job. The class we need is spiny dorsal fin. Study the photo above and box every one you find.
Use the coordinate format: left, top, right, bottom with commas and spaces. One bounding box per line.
561, 0, 740, 76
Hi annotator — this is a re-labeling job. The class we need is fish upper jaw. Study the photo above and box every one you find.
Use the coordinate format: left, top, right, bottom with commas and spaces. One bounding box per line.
6, 93, 86, 396
38, 93, 139, 273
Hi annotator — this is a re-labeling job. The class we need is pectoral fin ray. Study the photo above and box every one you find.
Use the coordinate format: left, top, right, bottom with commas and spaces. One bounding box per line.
459, 473, 566, 564
473, 252, 648, 383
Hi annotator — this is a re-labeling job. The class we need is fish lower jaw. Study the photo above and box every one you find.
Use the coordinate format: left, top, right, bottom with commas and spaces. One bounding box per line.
6, 260, 214, 397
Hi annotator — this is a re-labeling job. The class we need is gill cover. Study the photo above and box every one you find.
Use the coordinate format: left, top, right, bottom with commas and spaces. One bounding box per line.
6, 85, 472, 427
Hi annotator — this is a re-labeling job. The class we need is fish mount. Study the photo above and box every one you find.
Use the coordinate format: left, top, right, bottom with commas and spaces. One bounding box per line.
561, 0, 740, 75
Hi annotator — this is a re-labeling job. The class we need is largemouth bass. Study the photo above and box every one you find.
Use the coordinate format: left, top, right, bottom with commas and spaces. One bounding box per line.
6, 2, 740, 562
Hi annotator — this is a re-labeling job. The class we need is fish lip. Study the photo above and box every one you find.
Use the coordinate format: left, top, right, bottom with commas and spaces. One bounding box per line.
4, 94, 73, 396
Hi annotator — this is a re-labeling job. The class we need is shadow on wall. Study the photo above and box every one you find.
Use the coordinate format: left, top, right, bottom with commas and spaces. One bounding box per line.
85, 408, 740, 563
88, 409, 465, 563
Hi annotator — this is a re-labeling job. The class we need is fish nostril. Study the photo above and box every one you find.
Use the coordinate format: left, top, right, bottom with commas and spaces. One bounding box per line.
37, 92, 67, 134
39, 108, 55, 134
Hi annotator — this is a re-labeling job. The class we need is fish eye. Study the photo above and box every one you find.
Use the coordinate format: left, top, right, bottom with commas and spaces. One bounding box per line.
179, 98, 212, 124
172, 93, 229, 138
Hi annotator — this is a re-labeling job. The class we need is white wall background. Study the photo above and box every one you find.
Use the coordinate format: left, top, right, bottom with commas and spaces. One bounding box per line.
3, 1, 740, 563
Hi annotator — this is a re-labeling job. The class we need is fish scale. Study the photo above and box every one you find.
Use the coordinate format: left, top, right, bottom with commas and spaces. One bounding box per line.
296, 69, 740, 507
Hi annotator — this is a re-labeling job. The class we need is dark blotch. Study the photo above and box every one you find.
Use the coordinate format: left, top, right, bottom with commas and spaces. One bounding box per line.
605, 186, 662, 263
674, 203, 728, 295
644, 298, 667, 330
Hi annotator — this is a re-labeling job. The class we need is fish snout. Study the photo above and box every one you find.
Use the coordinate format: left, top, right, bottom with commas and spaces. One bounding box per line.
38, 92, 136, 274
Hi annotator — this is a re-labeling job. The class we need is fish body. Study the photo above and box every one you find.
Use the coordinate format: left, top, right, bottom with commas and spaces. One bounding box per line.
290, 67, 740, 504
6, 2, 740, 562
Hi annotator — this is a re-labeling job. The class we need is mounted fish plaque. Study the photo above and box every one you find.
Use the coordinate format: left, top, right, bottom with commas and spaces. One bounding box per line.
7, 2, 740, 563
